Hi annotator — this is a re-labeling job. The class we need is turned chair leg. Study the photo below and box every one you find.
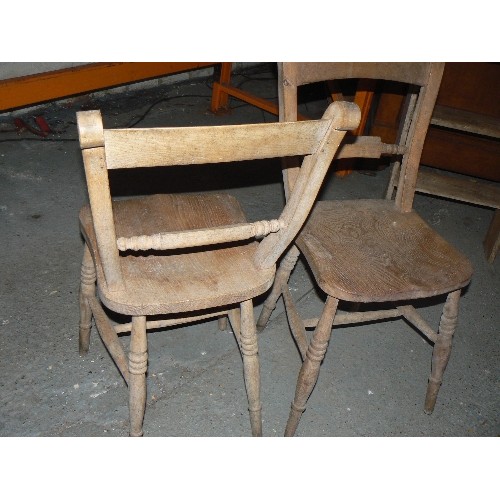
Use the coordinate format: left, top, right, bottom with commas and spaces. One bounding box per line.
256, 245, 300, 332
240, 300, 262, 436
129, 316, 148, 437
79, 244, 96, 355
285, 295, 339, 437
424, 289, 461, 414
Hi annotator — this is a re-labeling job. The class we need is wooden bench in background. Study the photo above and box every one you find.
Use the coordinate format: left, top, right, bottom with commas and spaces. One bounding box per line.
372, 62, 500, 263
0, 62, 217, 112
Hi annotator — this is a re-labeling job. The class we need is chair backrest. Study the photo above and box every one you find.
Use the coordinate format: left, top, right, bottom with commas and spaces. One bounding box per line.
278, 62, 445, 212
77, 101, 361, 290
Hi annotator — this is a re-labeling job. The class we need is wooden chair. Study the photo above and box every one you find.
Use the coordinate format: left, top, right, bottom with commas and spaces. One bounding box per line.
255, 63, 474, 436
76, 101, 361, 436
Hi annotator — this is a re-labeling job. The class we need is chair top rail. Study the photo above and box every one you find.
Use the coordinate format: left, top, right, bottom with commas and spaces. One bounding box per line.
77, 110, 336, 169
282, 62, 432, 87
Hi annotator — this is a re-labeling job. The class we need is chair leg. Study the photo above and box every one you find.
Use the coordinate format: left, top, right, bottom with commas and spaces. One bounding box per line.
256, 245, 300, 332
285, 296, 339, 437
384, 161, 400, 200
128, 316, 148, 437
424, 289, 461, 415
218, 316, 228, 331
79, 244, 96, 355
228, 307, 242, 347
240, 299, 262, 436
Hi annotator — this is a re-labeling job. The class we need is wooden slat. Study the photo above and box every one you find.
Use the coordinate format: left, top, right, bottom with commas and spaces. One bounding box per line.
103, 119, 331, 169
113, 309, 230, 333
416, 170, 500, 209
303, 308, 403, 328
284, 62, 431, 87
431, 104, 500, 139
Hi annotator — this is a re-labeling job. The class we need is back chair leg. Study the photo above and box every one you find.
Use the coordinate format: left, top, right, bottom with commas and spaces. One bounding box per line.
424, 289, 461, 414
256, 245, 300, 332
285, 296, 339, 437
79, 244, 96, 355
128, 316, 148, 437
218, 316, 228, 331
240, 300, 262, 436
228, 307, 242, 347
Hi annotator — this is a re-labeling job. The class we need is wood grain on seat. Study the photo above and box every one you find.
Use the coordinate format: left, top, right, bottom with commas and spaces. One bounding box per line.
298, 199, 473, 302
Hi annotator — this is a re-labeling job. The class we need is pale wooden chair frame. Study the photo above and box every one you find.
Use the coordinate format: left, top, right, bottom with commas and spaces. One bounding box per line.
77, 101, 361, 436
255, 63, 474, 436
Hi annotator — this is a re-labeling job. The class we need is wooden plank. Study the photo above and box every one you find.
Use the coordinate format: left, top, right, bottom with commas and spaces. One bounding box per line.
431, 104, 500, 139
421, 127, 500, 181
0, 62, 216, 111
416, 170, 500, 209
103, 119, 331, 168
284, 62, 431, 87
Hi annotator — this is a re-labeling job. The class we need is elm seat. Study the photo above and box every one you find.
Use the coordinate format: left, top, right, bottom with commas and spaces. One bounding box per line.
80, 193, 275, 316
298, 199, 473, 303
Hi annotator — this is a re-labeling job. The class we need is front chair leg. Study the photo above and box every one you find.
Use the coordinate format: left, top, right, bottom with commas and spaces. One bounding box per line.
424, 289, 461, 414
240, 300, 262, 436
79, 244, 96, 355
256, 245, 300, 332
285, 295, 339, 437
128, 316, 148, 437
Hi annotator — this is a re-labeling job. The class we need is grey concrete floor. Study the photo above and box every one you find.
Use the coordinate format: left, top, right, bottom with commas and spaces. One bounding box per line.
0, 63, 498, 439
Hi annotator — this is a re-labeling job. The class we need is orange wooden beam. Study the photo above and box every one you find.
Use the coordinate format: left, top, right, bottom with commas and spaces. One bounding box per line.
0, 62, 217, 112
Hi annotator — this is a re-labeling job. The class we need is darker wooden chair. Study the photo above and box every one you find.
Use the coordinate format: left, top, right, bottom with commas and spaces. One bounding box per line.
76, 101, 361, 436
255, 63, 474, 436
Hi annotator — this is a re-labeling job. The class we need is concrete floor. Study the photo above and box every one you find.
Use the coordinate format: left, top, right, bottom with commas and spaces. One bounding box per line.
0, 63, 498, 438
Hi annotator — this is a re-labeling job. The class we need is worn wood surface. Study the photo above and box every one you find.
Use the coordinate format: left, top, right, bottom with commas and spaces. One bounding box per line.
415, 170, 500, 209
431, 104, 500, 139
103, 120, 333, 169
282, 62, 432, 88
297, 200, 473, 302
79, 194, 275, 315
